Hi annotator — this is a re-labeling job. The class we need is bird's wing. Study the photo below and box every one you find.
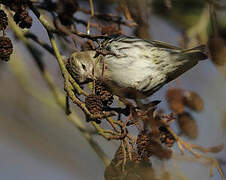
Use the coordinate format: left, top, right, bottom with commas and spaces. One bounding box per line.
151, 41, 207, 61
103, 35, 181, 50
151, 40, 181, 50
181, 44, 206, 53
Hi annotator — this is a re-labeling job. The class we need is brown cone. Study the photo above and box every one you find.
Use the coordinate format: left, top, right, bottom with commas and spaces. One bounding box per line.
136, 132, 153, 158
0, 37, 13, 61
0, 10, 8, 31
105, 145, 154, 180
0, 0, 24, 12
85, 94, 103, 123
85, 94, 103, 114
183, 91, 204, 112
177, 112, 198, 139
136, 131, 172, 160
159, 126, 176, 148
95, 80, 113, 106
13, 10, 32, 29
166, 88, 184, 114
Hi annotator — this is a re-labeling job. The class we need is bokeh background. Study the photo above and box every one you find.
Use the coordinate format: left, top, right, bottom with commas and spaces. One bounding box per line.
0, 0, 226, 180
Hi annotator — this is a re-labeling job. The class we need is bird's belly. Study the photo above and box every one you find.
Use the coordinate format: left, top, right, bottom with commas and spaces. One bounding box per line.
104, 58, 152, 89
102, 54, 168, 98
103, 65, 166, 98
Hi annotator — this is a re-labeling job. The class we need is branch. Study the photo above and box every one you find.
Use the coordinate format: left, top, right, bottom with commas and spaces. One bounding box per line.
8, 13, 110, 166
167, 127, 225, 180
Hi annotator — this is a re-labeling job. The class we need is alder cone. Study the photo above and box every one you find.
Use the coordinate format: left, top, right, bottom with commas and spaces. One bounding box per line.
183, 91, 204, 112
159, 126, 175, 148
136, 132, 152, 158
177, 112, 198, 139
85, 94, 103, 115
145, 138, 172, 160
0, 0, 25, 12
13, 10, 32, 29
85, 94, 103, 123
95, 80, 113, 106
136, 131, 172, 159
0, 10, 8, 30
105, 145, 154, 180
166, 88, 184, 114
0, 37, 13, 61
112, 145, 144, 167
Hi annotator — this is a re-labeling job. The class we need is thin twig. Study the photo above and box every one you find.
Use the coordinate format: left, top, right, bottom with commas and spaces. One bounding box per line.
89, 0, 95, 17
124, 138, 132, 160
167, 127, 225, 179
121, 140, 127, 172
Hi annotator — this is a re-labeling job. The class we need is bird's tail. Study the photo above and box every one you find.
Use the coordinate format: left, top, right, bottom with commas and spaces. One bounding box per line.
181, 45, 208, 61
166, 45, 208, 83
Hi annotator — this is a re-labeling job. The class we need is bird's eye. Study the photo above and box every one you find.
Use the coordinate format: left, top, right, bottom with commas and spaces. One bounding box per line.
82, 63, 86, 70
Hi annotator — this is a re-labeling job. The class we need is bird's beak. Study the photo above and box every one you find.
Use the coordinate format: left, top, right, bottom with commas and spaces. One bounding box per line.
80, 74, 93, 84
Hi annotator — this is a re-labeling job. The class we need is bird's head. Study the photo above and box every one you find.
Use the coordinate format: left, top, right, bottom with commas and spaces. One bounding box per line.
66, 51, 96, 84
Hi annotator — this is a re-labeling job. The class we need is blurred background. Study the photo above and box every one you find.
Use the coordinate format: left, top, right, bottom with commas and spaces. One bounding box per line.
0, 0, 226, 180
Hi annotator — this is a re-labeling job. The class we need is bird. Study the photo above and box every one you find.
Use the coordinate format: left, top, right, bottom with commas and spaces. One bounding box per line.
66, 35, 207, 99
